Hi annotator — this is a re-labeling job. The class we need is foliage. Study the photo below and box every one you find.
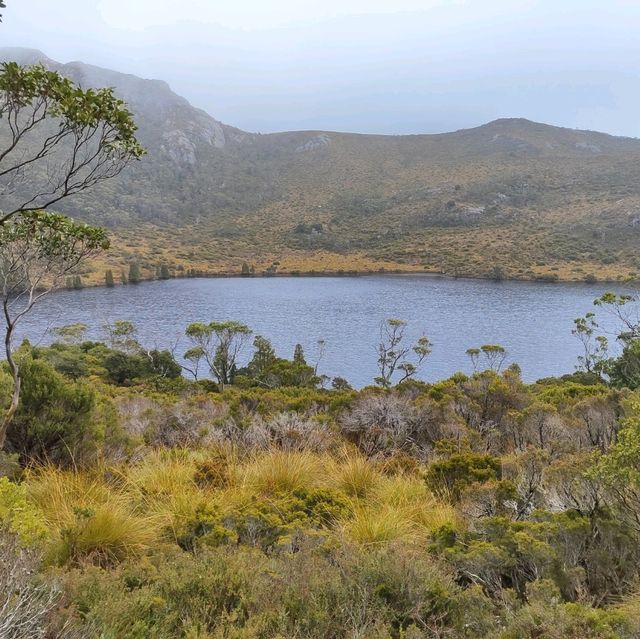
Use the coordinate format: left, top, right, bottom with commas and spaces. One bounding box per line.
0, 477, 47, 544
0, 329, 639, 635
0, 61, 144, 223
184, 320, 252, 388
1, 354, 100, 466
427, 452, 501, 502
375, 318, 432, 388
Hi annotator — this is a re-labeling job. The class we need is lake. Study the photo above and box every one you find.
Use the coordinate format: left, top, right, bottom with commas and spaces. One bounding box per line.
17, 275, 626, 387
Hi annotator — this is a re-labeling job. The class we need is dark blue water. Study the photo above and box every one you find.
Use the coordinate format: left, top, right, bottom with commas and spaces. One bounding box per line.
17, 275, 626, 387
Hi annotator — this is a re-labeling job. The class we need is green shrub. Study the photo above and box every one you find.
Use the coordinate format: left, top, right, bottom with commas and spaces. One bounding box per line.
0, 477, 47, 545
426, 452, 501, 502
3, 356, 99, 466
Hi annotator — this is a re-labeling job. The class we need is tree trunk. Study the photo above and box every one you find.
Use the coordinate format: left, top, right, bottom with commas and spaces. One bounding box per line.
0, 320, 19, 450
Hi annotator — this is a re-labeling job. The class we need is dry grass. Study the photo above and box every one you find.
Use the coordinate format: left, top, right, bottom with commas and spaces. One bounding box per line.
241, 450, 323, 496
15, 449, 458, 562
330, 452, 381, 499
26, 467, 159, 564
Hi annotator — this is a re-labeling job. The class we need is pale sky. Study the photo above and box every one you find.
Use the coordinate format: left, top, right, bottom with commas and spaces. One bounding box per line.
2, 0, 640, 136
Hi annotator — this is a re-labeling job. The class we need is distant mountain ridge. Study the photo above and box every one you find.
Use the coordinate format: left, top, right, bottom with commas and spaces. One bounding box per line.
2, 47, 640, 282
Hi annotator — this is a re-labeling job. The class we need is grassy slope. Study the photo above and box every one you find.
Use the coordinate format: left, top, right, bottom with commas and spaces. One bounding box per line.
84, 119, 640, 284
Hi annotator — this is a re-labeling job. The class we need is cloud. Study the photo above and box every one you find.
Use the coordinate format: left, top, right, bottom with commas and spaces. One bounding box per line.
2, 0, 640, 136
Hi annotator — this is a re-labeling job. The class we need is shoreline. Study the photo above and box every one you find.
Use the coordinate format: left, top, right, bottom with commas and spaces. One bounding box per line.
70, 267, 638, 292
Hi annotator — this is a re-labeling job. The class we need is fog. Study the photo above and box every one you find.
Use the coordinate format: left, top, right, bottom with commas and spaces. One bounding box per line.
2, 0, 640, 136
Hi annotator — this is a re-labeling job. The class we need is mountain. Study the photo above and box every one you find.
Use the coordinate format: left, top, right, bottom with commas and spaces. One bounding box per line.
2, 47, 640, 283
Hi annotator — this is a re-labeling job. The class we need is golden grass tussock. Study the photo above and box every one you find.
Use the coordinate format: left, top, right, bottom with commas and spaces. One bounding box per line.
343, 504, 416, 547
124, 448, 203, 497
25, 467, 159, 565
374, 475, 458, 533
329, 452, 382, 499
340, 474, 457, 547
17, 450, 457, 561
240, 449, 323, 495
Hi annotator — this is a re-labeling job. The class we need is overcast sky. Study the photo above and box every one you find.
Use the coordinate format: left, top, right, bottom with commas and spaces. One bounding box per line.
2, 0, 640, 136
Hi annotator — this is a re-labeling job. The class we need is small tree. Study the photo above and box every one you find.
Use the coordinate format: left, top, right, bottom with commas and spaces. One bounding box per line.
105, 269, 115, 287
0, 212, 108, 449
159, 264, 171, 280
374, 318, 432, 388
51, 322, 88, 345
128, 262, 141, 284
184, 321, 252, 390
103, 320, 139, 354
293, 343, 306, 365
572, 312, 609, 375
466, 348, 481, 372
481, 344, 507, 372
248, 335, 278, 380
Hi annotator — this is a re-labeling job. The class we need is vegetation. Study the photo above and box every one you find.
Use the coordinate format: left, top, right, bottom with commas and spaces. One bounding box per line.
3, 52, 640, 283
3, 42, 640, 639
0, 292, 638, 637
0, 61, 144, 224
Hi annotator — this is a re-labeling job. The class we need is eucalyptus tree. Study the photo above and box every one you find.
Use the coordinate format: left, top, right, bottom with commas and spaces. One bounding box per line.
374, 318, 432, 388
0, 61, 143, 450
184, 321, 252, 389
0, 212, 108, 448
0, 62, 144, 224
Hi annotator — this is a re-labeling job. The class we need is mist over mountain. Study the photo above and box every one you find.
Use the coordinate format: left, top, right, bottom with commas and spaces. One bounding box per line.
4, 0, 640, 137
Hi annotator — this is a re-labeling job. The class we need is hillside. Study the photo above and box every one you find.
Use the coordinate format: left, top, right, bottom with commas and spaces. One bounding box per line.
2, 47, 640, 283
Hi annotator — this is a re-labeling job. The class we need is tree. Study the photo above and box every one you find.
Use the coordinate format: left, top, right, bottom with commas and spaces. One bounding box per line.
374, 319, 432, 388
293, 343, 306, 365
103, 320, 139, 354
466, 348, 481, 372
572, 312, 608, 375
608, 339, 640, 389
241, 262, 251, 277
594, 292, 640, 343
159, 264, 171, 280
481, 344, 507, 372
128, 262, 141, 284
51, 323, 88, 345
184, 321, 252, 390
574, 292, 640, 387
0, 62, 144, 224
105, 269, 115, 287
248, 335, 277, 380
0, 212, 108, 449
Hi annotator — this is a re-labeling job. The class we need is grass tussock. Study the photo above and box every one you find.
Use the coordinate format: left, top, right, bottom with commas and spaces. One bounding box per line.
15, 449, 457, 563
331, 452, 381, 498
26, 467, 159, 565
241, 449, 323, 495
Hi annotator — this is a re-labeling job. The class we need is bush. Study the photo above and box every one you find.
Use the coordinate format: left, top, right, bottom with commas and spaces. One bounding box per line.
3, 356, 99, 466
426, 452, 501, 502
0, 532, 61, 639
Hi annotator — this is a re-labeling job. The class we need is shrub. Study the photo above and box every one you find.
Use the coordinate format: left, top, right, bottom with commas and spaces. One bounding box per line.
426, 452, 501, 502
0, 532, 60, 639
0, 477, 48, 545
3, 356, 99, 466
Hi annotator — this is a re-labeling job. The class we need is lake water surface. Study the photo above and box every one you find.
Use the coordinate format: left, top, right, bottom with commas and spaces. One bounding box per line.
17, 275, 625, 387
